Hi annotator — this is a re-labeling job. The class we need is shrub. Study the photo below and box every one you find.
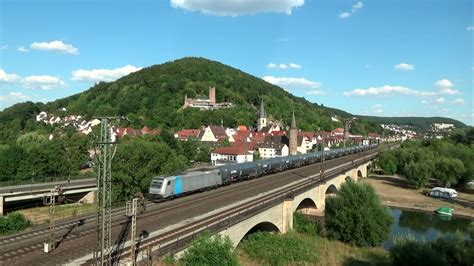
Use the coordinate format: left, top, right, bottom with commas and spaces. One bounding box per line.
180, 232, 238, 266
325, 182, 393, 247
0, 212, 31, 235
240, 231, 318, 265
293, 212, 320, 236
390, 233, 474, 266
390, 235, 448, 266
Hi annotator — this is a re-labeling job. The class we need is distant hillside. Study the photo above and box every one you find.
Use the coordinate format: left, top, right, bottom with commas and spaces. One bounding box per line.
357, 116, 466, 132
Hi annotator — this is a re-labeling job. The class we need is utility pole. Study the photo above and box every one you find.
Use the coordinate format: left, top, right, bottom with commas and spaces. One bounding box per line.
320, 135, 325, 182
44, 186, 61, 253
126, 198, 138, 266
343, 119, 349, 148
94, 118, 117, 266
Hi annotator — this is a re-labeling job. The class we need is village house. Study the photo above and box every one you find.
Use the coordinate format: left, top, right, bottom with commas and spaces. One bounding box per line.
211, 141, 255, 166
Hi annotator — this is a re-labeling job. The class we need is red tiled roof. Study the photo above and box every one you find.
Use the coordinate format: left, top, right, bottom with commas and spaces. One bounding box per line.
176, 129, 201, 140
213, 141, 256, 156
332, 128, 344, 134
237, 125, 248, 131
270, 131, 287, 136
368, 132, 380, 138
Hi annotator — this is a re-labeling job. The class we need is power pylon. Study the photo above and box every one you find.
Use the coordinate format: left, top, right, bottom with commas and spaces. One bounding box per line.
94, 118, 117, 265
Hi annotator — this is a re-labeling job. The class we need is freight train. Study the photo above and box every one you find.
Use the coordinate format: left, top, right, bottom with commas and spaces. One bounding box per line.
148, 144, 378, 201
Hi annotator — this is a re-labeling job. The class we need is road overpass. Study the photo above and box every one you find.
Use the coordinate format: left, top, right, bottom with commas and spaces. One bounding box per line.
0, 147, 383, 265
0, 178, 96, 215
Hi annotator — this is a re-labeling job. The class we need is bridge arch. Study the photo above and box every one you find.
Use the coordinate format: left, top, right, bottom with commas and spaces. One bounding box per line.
325, 184, 338, 195
234, 221, 281, 248
357, 170, 363, 179
294, 198, 318, 215
345, 176, 352, 183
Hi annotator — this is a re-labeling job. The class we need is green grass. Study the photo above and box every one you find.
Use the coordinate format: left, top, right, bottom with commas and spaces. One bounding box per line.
239, 231, 318, 265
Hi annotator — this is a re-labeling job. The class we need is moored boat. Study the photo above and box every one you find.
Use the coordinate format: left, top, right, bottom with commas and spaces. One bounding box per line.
435, 207, 453, 216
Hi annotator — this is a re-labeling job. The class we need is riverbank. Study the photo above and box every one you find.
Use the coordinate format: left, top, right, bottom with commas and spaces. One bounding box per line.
362, 175, 474, 219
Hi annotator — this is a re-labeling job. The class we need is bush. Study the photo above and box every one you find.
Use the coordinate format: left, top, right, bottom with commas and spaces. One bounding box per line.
240, 231, 318, 265
180, 232, 238, 266
0, 212, 32, 235
293, 212, 320, 237
325, 182, 393, 247
390, 235, 448, 266
390, 233, 474, 266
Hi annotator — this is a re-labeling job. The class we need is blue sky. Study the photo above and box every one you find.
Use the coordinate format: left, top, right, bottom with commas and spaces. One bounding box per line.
1, 0, 472, 125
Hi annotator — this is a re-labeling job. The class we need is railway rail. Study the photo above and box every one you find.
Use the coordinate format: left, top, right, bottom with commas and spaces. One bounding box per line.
0, 147, 382, 265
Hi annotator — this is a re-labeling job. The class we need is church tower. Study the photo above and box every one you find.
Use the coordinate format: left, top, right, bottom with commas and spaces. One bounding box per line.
257, 98, 267, 131
289, 110, 298, 155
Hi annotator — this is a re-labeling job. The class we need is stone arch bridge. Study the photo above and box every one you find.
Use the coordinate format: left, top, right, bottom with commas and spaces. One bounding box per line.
218, 162, 369, 249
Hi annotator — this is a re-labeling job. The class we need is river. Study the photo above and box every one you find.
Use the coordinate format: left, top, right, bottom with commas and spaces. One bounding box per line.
383, 207, 472, 250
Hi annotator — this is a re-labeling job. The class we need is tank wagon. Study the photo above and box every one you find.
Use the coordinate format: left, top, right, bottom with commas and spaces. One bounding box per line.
149, 144, 378, 201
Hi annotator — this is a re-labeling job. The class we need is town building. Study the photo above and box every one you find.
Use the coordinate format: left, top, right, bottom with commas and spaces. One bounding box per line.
289, 111, 298, 155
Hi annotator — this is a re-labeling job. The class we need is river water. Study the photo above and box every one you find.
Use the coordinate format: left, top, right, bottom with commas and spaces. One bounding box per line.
383, 207, 472, 250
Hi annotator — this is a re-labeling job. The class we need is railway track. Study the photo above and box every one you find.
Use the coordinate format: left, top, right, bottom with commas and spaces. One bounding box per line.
0, 148, 382, 265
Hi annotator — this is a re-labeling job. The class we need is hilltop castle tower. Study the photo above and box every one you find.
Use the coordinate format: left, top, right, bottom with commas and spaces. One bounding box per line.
209, 86, 216, 105
257, 98, 267, 131
289, 110, 298, 155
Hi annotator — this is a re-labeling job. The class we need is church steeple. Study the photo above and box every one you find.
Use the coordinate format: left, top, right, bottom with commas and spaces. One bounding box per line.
289, 110, 297, 155
259, 97, 266, 119
290, 110, 296, 129
257, 97, 267, 131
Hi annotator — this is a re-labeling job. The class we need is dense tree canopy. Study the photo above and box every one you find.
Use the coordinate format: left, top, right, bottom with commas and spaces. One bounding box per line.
376, 127, 474, 188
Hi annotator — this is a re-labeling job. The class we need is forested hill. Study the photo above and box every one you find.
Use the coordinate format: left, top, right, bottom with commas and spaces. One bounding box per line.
0, 57, 374, 141
357, 116, 466, 132
57, 57, 349, 130
0, 57, 464, 143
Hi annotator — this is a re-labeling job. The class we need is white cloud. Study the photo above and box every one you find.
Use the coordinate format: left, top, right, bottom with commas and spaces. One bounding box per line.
17, 46, 29, 53
450, 98, 464, 104
435, 97, 445, 103
467, 25, 474, 32
434, 79, 454, 88
306, 90, 325, 95
343, 85, 435, 96
71, 65, 142, 82
434, 79, 460, 95
262, 76, 321, 89
170, 0, 304, 16
267, 63, 277, 69
0, 45, 7, 50
289, 63, 301, 69
395, 63, 414, 71
421, 100, 428, 104
23, 75, 67, 90
352, 2, 363, 10
339, 1, 363, 19
439, 87, 460, 95
339, 12, 351, 18
30, 40, 79, 54
371, 104, 383, 113
0, 69, 21, 83
267, 62, 302, 69
9, 92, 29, 100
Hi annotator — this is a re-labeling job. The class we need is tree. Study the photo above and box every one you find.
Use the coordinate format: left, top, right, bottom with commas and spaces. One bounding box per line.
180, 232, 238, 266
325, 182, 393, 247
404, 161, 432, 188
376, 151, 397, 175
435, 157, 465, 187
